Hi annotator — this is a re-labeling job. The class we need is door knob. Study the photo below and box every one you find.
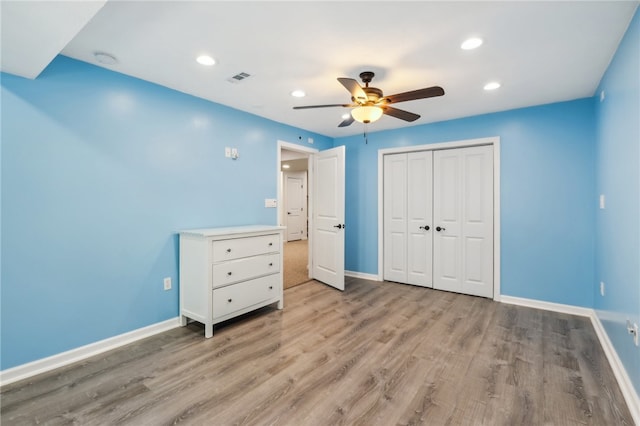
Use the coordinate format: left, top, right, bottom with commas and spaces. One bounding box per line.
436, 226, 446, 232
333, 224, 343, 229
419, 225, 430, 231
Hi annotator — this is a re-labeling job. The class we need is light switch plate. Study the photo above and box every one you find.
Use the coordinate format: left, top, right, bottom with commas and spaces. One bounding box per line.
264, 198, 277, 208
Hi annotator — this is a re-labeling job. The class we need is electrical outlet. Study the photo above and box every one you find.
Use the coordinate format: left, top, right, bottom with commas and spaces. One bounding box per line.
163, 277, 172, 291
225, 147, 231, 158
600, 281, 605, 296
599, 194, 605, 209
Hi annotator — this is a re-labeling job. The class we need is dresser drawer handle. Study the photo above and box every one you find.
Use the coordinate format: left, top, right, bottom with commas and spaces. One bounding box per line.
268, 242, 273, 246
227, 298, 232, 303
269, 286, 273, 290
269, 262, 273, 266
226, 248, 231, 253
227, 272, 232, 276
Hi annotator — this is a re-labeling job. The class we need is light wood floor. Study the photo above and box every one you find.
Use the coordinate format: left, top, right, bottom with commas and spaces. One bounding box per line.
1, 278, 634, 425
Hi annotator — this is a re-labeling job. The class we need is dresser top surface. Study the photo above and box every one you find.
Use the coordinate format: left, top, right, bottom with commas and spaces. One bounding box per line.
180, 225, 285, 238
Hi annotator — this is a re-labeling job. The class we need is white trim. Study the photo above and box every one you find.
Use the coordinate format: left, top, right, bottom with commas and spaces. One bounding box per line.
501, 295, 639, 423
345, 270, 381, 281
500, 295, 594, 317
377, 136, 501, 300
0, 317, 181, 387
591, 313, 640, 425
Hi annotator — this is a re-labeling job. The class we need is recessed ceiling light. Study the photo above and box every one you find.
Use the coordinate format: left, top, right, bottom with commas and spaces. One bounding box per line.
484, 81, 501, 91
291, 90, 306, 98
282, 164, 291, 169
196, 55, 216, 66
93, 52, 118, 65
461, 37, 483, 50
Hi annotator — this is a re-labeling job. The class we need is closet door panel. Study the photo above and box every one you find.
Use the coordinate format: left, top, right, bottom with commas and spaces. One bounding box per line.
461, 146, 493, 297
383, 154, 408, 283
407, 151, 433, 287
433, 146, 493, 297
433, 150, 463, 293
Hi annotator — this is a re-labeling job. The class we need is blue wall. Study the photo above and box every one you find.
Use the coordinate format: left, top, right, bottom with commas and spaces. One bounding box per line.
336, 99, 597, 308
0, 56, 332, 370
595, 7, 640, 395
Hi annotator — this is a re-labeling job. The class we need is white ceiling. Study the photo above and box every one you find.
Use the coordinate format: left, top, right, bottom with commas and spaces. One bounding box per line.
2, 1, 638, 138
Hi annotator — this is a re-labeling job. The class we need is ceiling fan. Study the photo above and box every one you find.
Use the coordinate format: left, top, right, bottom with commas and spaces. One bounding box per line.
293, 71, 445, 127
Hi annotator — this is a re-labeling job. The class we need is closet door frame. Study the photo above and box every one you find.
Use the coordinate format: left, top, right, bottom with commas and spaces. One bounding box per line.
377, 136, 501, 301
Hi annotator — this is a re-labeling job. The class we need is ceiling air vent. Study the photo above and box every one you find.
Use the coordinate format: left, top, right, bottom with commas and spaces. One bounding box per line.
227, 72, 251, 84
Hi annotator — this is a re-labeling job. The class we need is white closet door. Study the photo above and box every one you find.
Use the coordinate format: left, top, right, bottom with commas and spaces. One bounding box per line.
383, 154, 408, 283
433, 145, 493, 298
407, 151, 433, 287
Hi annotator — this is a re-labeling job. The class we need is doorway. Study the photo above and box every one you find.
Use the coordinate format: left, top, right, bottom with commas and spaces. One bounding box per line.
278, 142, 314, 289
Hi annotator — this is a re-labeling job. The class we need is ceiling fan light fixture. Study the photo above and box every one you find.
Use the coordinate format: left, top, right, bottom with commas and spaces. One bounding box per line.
291, 90, 306, 98
351, 106, 383, 124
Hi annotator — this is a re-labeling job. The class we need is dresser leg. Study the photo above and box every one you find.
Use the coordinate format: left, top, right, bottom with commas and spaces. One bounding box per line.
277, 299, 283, 309
180, 315, 188, 326
205, 324, 213, 338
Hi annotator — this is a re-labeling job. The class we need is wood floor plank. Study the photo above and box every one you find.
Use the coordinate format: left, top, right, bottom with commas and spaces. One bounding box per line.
1, 279, 634, 425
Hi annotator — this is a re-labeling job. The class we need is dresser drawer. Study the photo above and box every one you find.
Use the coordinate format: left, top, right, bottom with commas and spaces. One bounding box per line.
212, 234, 280, 262
212, 253, 280, 286
213, 275, 281, 320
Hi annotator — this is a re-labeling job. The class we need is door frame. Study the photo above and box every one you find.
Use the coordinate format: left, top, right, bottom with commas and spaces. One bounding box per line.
277, 140, 318, 281
377, 136, 501, 301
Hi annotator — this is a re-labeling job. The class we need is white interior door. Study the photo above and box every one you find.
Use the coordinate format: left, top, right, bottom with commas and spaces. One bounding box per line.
407, 151, 433, 287
284, 171, 306, 241
383, 151, 433, 287
433, 145, 493, 297
311, 146, 345, 291
383, 153, 408, 283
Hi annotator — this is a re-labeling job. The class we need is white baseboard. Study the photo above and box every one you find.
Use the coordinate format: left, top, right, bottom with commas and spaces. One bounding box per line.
0, 317, 181, 387
345, 270, 380, 281
590, 313, 640, 425
500, 295, 594, 317
500, 295, 639, 424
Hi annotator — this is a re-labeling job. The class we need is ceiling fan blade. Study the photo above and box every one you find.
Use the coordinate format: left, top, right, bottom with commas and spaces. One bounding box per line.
384, 86, 445, 104
337, 78, 367, 103
293, 104, 353, 110
382, 106, 420, 122
338, 115, 354, 127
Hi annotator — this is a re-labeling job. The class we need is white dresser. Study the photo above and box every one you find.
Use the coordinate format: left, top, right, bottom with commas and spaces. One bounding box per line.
179, 225, 285, 338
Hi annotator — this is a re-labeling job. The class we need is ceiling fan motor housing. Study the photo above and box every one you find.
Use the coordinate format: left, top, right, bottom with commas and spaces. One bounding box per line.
364, 87, 383, 104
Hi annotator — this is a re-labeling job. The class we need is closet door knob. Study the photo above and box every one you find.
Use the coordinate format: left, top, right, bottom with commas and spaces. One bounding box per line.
419, 225, 430, 231
227, 272, 232, 276
227, 298, 232, 303
226, 248, 231, 253
436, 226, 446, 232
